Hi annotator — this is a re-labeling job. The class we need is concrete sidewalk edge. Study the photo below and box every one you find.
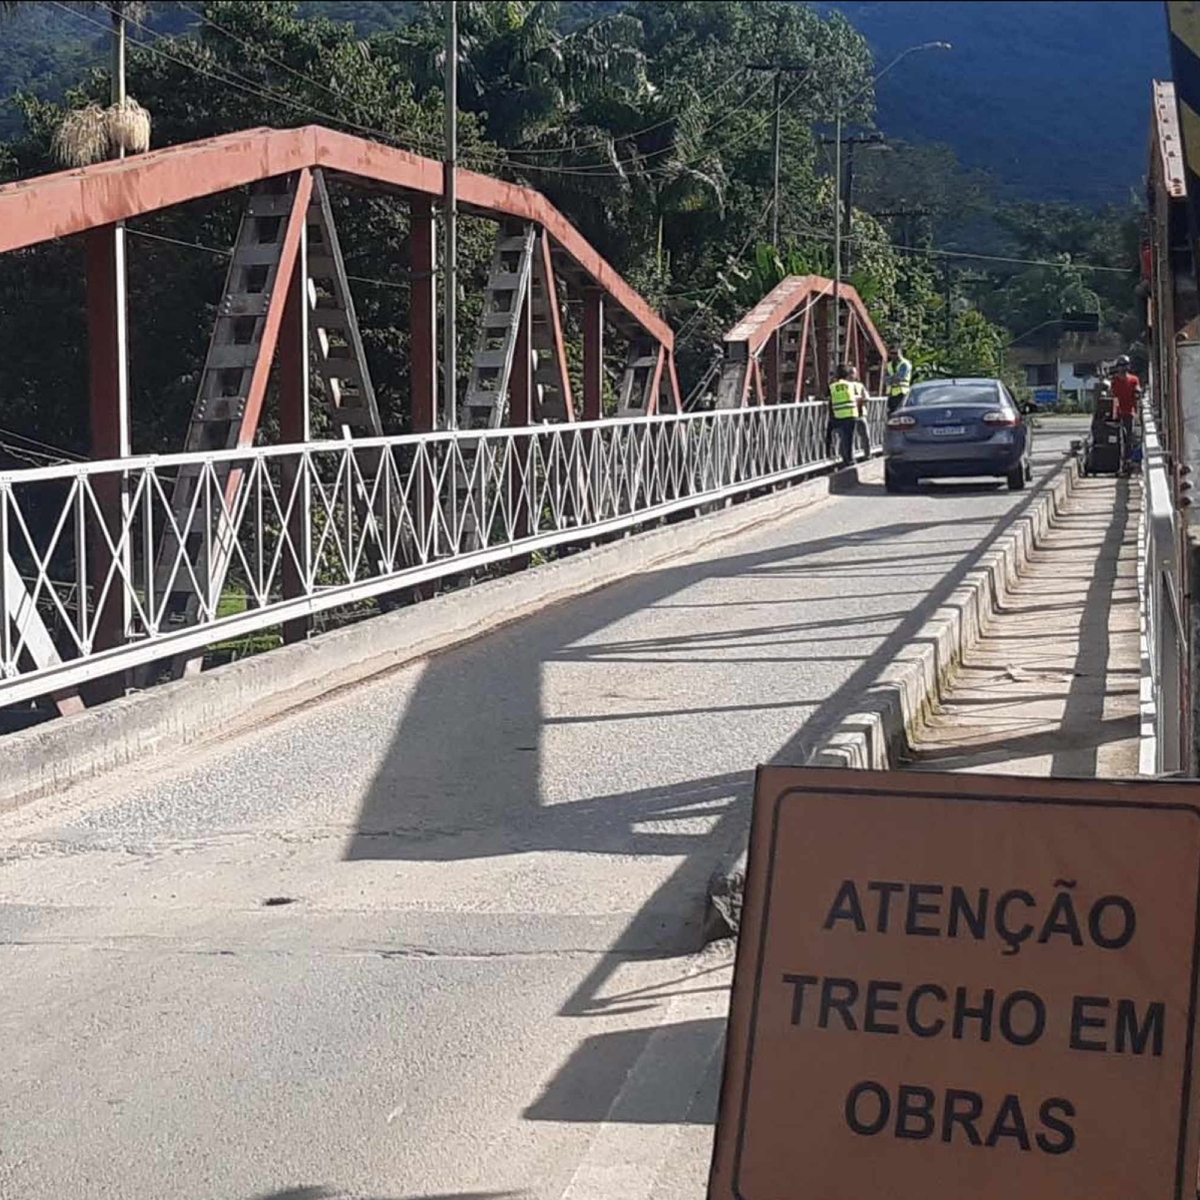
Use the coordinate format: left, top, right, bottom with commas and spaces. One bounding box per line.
706, 455, 1081, 939
2, 462, 878, 815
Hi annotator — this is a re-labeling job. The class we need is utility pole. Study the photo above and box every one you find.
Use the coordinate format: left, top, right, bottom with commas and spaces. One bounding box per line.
443, 0, 458, 430
109, 0, 129, 459
771, 71, 782, 249
842, 137, 854, 278
819, 129, 885, 278
827, 40, 949, 378
111, 1, 126, 113
748, 62, 809, 251
832, 101, 842, 369
873, 206, 934, 252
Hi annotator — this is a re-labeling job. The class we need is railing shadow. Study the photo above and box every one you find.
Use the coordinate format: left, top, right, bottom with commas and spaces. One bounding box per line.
343, 518, 949, 867
345, 445, 1071, 992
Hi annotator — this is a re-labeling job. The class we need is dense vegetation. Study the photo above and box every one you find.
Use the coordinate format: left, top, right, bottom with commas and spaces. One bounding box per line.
3, 0, 1167, 204
0, 0, 1139, 459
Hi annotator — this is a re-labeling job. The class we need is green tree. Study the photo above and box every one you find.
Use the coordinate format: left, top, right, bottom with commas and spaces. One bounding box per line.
2, 0, 979, 454
990, 199, 1138, 339
390, 0, 646, 151
0, 1, 473, 453
997, 256, 1101, 338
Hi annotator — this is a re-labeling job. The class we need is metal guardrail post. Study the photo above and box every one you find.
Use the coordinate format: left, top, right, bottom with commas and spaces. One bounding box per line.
1139, 400, 1185, 774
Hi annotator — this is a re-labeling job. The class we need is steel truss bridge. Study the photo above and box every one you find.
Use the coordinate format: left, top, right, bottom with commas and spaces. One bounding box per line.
0, 124, 888, 713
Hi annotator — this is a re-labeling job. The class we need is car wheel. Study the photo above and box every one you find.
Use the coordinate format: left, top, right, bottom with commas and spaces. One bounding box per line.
1007, 464, 1026, 491
885, 466, 904, 494
1024, 459, 1033, 482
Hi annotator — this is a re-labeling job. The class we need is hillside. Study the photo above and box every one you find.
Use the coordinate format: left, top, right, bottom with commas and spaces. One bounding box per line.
301, 0, 1174, 206
0, 1, 1173, 205
820, 1, 1170, 206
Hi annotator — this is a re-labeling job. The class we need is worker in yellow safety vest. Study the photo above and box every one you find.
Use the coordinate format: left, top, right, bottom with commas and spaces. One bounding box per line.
886, 345, 913, 414
829, 363, 868, 467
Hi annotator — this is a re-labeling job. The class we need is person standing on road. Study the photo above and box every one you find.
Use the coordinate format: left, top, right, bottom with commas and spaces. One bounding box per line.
830, 363, 868, 467
1110, 355, 1141, 474
886, 345, 913, 414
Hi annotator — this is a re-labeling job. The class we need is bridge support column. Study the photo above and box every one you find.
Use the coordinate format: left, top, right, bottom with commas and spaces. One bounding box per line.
84, 223, 131, 703
795, 307, 812, 401
583, 289, 604, 421
815, 299, 831, 398
666, 351, 683, 413
410, 196, 437, 435
410, 196, 438, 579
580, 290, 604, 529
764, 331, 779, 405
280, 221, 310, 646
510, 292, 533, 562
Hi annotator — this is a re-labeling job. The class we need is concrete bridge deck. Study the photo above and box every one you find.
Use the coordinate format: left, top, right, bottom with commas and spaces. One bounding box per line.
0, 421, 1129, 1200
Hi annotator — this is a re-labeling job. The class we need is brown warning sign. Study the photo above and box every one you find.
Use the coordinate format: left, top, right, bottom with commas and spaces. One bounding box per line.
708, 768, 1200, 1200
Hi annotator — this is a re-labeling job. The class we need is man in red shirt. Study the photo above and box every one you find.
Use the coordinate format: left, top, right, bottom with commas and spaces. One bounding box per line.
1109, 355, 1141, 473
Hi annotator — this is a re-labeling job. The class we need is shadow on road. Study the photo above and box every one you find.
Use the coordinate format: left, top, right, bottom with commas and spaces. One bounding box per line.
338, 450, 1072, 1128
1051, 478, 1131, 776
344, 520, 947, 866
522, 1017, 724, 1125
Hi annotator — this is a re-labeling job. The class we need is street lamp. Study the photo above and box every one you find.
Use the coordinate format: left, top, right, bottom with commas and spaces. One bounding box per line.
832, 40, 952, 368
872, 41, 953, 89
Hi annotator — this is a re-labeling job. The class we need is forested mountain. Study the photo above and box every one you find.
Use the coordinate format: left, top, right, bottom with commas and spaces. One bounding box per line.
821, 1, 1168, 206
0, 2, 1172, 205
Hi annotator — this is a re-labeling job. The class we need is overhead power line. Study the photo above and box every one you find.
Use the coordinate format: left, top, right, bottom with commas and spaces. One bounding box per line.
125, 226, 415, 290
529, 73, 775, 178
49, 1, 1128, 360
69, 2, 804, 185
887, 242, 1132, 274
488, 65, 763, 159
172, 0, 444, 150
780, 211, 1131, 275
71, 1, 445, 158
0, 426, 86, 465
177, 0, 787, 174
675, 192, 776, 343
181, 0, 767, 166
73, 2, 652, 178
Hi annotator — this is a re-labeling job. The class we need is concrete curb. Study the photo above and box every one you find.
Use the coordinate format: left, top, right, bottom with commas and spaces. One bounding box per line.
2, 461, 879, 814
808, 456, 1078, 771
706, 454, 1081, 938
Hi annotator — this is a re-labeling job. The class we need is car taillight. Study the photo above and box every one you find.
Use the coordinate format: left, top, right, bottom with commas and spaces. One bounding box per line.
887, 414, 916, 429
983, 411, 1019, 426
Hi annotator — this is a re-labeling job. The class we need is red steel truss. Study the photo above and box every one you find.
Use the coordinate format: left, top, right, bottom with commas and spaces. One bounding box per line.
0, 123, 680, 449
718, 274, 888, 407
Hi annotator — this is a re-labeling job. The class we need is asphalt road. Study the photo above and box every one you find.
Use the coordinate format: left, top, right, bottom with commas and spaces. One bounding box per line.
0, 423, 1080, 1200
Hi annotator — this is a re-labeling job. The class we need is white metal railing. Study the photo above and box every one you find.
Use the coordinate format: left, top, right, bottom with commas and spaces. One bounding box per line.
1138, 399, 1184, 774
0, 398, 887, 706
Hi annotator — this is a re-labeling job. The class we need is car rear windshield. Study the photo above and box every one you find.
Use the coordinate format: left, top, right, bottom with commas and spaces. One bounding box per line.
907, 383, 1002, 407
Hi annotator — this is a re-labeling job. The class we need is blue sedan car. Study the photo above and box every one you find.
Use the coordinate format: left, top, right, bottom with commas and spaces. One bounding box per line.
884, 378, 1033, 493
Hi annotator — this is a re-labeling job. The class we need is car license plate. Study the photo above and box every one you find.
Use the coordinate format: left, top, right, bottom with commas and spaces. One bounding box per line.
930, 425, 966, 436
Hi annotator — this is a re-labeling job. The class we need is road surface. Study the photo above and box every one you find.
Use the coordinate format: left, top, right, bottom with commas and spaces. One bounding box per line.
0, 425, 1079, 1200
